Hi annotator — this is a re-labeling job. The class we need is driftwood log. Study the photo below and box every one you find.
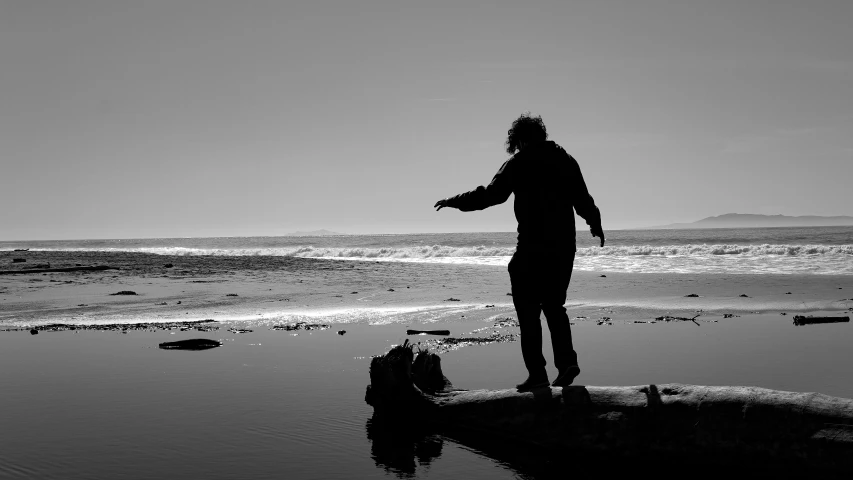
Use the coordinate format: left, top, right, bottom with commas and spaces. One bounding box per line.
366, 342, 853, 472
793, 315, 850, 326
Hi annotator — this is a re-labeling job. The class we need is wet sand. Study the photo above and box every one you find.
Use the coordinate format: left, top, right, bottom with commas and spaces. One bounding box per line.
2, 250, 851, 327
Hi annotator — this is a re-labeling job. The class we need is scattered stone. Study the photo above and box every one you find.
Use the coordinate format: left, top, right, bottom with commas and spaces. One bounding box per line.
110, 290, 137, 296
780, 313, 787, 316
786, 292, 792, 294
506, 292, 512, 296
77, 304, 87, 307
226, 293, 238, 297
163, 263, 174, 268
444, 297, 461, 302
485, 304, 495, 308
739, 294, 750, 298
177, 301, 182, 304
158, 339, 222, 350
684, 294, 699, 297
156, 302, 167, 305
338, 330, 346, 335
407, 329, 450, 336
271, 322, 331, 331
387, 288, 395, 292
600, 275, 606, 278
30, 329, 38, 335
492, 318, 519, 328
227, 327, 253, 334
351, 291, 358, 294
723, 314, 736, 318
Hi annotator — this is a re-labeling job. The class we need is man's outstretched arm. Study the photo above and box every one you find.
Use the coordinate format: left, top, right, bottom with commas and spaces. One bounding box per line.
435, 160, 513, 212
567, 156, 605, 247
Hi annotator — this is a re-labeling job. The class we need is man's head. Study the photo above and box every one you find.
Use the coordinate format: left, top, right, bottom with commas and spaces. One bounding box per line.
505, 112, 548, 155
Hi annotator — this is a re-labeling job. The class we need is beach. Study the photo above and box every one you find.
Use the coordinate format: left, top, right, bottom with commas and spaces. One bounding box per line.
2, 229, 853, 478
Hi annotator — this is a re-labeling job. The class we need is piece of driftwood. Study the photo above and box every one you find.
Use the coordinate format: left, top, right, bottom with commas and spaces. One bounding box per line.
406, 329, 450, 336
365, 343, 853, 471
793, 315, 850, 326
158, 339, 222, 350
0, 265, 117, 275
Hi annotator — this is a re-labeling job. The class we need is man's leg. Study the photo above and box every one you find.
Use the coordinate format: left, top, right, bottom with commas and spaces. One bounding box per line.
542, 253, 578, 373
508, 251, 548, 382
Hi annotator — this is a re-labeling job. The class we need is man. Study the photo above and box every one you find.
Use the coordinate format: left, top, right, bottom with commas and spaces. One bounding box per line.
434, 113, 604, 391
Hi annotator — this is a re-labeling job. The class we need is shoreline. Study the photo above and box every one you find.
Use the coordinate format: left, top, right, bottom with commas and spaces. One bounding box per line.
2, 251, 851, 327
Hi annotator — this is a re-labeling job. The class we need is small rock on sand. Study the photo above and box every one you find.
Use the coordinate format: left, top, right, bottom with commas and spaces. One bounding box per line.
338, 330, 346, 335
684, 294, 699, 297
110, 291, 137, 296
226, 293, 238, 297
30, 329, 38, 335
739, 294, 750, 298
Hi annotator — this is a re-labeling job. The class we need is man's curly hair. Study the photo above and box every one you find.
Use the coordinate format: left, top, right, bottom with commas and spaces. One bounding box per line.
505, 112, 548, 154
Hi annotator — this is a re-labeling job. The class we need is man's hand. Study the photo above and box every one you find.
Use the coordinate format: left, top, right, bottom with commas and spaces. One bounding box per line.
591, 225, 605, 247
434, 199, 450, 211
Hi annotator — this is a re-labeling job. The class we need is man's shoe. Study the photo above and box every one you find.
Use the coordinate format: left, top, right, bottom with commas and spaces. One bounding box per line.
516, 375, 550, 391
551, 365, 581, 387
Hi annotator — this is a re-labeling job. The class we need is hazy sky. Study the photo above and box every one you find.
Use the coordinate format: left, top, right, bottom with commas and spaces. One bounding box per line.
2, 1, 851, 240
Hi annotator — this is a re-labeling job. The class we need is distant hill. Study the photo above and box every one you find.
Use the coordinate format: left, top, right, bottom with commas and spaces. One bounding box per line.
285, 229, 346, 236
649, 214, 853, 229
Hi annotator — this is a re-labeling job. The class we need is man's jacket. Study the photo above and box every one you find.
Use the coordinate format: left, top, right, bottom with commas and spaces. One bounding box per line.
445, 140, 601, 250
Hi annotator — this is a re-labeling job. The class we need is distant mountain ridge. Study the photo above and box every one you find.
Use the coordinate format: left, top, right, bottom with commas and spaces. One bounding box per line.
649, 213, 853, 229
286, 229, 346, 236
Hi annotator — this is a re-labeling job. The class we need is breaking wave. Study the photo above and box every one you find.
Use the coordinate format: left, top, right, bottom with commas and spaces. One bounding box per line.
7, 244, 853, 274
12, 243, 853, 258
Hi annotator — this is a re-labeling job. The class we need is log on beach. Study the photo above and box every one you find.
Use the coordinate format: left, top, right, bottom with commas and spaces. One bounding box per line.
0, 265, 117, 275
365, 342, 853, 472
158, 339, 222, 350
793, 315, 850, 326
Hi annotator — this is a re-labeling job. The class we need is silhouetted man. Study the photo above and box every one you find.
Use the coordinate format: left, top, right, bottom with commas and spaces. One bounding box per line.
434, 113, 604, 390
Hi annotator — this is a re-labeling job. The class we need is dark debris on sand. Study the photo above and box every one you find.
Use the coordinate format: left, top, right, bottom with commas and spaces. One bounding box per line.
414, 332, 519, 355
109, 290, 138, 296
406, 317, 520, 355
5, 319, 220, 333
270, 322, 331, 331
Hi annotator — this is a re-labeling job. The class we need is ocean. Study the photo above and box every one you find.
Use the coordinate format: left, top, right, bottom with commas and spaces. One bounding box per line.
3, 226, 853, 275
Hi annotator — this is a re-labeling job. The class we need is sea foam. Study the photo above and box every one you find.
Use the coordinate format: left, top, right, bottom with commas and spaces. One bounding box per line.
6, 243, 852, 274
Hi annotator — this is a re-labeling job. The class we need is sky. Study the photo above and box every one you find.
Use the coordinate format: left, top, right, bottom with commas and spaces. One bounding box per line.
1, 0, 851, 240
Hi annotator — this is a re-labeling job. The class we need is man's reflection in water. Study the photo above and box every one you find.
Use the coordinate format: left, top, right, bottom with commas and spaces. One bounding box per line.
365, 415, 443, 477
